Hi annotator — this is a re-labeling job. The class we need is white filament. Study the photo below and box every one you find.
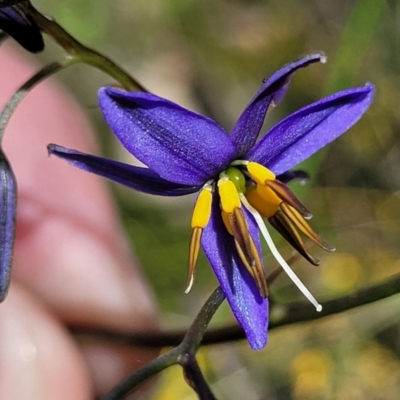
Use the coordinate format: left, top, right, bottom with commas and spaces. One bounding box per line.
240, 195, 322, 312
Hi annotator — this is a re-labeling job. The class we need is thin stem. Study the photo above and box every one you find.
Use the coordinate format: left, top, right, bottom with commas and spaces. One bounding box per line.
28, 5, 146, 92
102, 347, 181, 400
72, 272, 400, 347
0, 59, 74, 143
181, 286, 225, 353
181, 355, 218, 400
101, 287, 225, 399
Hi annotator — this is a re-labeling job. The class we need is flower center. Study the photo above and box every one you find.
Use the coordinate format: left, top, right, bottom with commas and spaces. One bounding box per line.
186, 160, 333, 312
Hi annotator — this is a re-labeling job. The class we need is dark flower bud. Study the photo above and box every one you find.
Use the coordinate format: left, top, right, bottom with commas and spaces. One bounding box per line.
0, 1, 44, 53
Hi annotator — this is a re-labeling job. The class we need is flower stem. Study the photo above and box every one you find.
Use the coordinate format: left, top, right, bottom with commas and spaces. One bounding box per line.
102, 347, 180, 400
101, 287, 225, 399
181, 286, 225, 351
0, 59, 74, 144
28, 5, 146, 92
181, 355, 218, 400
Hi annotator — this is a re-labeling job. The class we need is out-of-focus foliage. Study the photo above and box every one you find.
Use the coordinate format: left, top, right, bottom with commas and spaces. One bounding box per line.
32, 0, 400, 398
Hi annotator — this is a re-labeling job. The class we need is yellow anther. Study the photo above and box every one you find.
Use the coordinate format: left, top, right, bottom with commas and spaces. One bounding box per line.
257, 184, 282, 207
187, 186, 213, 294
221, 203, 268, 298
247, 162, 276, 185
191, 186, 213, 229
246, 185, 281, 218
218, 177, 241, 213
234, 234, 268, 298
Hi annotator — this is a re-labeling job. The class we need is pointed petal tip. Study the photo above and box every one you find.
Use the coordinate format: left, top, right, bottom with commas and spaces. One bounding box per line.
47, 143, 67, 158
232, 52, 330, 155
251, 81, 376, 174
248, 335, 268, 351
355, 82, 375, 102
303, 51, 326, 64
47, 143, 56, 155
364, 82, 375, 96
245, 312, 269, 350
98, 85, 113, 98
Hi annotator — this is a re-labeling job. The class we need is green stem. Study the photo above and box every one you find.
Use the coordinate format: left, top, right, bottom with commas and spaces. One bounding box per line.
0, 59, 74, 143
181, 286, 225, 353
28, 5, 146, 92
71, 272, 400, 347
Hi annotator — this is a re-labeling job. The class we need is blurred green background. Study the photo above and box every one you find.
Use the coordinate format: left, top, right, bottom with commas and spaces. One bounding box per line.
31, 0, 400, 398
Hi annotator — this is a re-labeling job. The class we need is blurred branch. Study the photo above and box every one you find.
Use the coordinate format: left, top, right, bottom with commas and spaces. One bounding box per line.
73, 272, 400, 347
102, 287, 224, 400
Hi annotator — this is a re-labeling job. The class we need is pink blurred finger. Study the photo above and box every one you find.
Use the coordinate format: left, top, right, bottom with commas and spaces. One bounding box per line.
1, 42, 157, 331
0, 283, 91, 400
0, 42, 160, 397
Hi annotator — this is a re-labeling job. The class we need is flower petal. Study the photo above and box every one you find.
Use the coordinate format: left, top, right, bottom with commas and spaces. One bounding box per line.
48, 144, 199, 196
0, 6, 44, 53
99, 88, 237, 186
231, 53, 326, 156
201, 194, 268, 350
247, 84, 374, 174
0, 152, 17, 302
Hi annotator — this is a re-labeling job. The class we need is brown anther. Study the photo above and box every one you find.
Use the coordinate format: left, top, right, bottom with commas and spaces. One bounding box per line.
225, 207, 268, 298
280, 202, 335, 252
269, 211, 320, 266
234, 236, 268, 298
186, 227, 202, 293
265, 179, 312, 219
226, 208, 253, 261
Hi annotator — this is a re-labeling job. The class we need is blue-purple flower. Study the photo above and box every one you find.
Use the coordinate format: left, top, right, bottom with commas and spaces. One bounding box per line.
0, 2, 44, 53
48, 53, 374, 349
0, 150, 17, 302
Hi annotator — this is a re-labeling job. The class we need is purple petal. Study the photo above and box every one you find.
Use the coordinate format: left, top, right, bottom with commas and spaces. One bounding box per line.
0, 6, 44, 53
247, 84, 374, 174
99, 88, 237, 186
48, 144, 199, 196
231, 53, 326, 156
0, 153, 17, 302
201, 194, 268, 350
